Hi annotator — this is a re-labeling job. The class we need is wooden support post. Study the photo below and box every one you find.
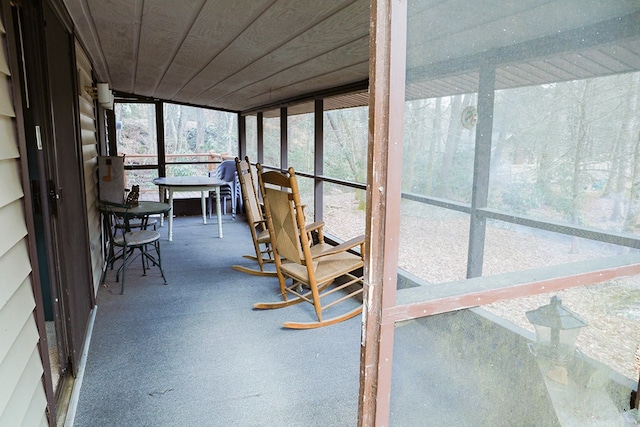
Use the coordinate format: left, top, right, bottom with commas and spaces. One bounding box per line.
358, 0, 407, 425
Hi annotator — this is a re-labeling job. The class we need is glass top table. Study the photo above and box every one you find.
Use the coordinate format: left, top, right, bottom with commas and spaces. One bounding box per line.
99, 200, 171, 230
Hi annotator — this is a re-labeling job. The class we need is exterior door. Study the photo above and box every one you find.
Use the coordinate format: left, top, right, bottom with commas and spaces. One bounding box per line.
19, 0, 95, 377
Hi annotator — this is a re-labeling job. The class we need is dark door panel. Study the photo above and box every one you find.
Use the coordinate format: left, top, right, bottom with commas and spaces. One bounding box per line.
42, 0, 94, 376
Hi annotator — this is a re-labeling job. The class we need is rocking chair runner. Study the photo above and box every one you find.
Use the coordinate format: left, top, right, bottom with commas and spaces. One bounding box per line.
232, 156, 276, 277
255, 164, 365, 329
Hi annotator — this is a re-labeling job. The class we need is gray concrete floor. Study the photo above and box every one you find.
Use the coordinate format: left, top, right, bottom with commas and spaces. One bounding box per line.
73, 215, 361, 426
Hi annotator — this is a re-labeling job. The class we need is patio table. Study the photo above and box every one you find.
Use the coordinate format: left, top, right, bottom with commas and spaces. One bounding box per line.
152, 176, 224, 241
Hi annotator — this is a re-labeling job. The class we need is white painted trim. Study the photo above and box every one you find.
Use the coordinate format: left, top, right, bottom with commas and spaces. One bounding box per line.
64, 305, 97, 427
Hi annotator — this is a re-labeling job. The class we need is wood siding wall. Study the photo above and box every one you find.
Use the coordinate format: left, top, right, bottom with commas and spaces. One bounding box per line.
76, 42, 103, 295
0, 15, 49, 427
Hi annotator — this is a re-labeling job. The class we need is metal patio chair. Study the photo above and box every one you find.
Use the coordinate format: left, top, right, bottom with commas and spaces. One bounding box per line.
103, 202, 167, 294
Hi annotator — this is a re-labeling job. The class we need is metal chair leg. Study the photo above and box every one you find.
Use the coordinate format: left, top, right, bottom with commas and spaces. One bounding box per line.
120, 243, 128, 295
155, 240, 168, 285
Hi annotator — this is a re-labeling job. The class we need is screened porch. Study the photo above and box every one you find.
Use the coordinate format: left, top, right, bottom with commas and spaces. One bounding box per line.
69, 1, 640, 425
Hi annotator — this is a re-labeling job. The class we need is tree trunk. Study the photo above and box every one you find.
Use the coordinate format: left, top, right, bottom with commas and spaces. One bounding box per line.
425, 98, 441, 195
196, 108, 205, 154
402, 101, 416, 193
434, 94, 466, 198
147, 105, 157, 154
327, 113, 360, 180
612, 74, 640, 227
603, 128, 621, 197
176, 105, 185, 153
624, 131, 640, 234
611, 127, 631, 221
623, 75, 640, 232
164, 104, 177, 153
225, 113, 235, 154
569, 81, 591, 253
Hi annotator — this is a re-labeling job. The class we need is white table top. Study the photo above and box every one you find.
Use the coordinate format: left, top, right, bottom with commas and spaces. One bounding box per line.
152, 176, 224, 187
152, 176, 224, 241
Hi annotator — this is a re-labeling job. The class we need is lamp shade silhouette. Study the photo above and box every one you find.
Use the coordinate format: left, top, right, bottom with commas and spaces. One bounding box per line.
526, 296, 587, 364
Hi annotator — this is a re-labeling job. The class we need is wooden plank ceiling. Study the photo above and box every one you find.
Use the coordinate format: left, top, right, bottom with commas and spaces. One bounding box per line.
63, 0, 640, 113
63, 0, 369, 113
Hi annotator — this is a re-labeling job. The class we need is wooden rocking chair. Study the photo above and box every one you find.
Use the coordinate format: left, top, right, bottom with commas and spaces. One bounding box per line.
232, 156, 276, 276
254, 164, 365, 329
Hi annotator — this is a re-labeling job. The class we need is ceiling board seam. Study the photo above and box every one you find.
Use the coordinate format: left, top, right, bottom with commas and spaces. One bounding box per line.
581, 49, 627, 73
132, 0, 144, 92
148, 0, 207, 94
81, 0, 111, 82
167, 0, 279, 100
494, 69, 532, 88
240, 79, 369, 115
186, 0, 363, 103
536, 60, 579, 80
227, 59, 369, 107
604, 44, 640, 70
409, 0, 558, 47
206, 34, 370, 104
544, 56, 593, 79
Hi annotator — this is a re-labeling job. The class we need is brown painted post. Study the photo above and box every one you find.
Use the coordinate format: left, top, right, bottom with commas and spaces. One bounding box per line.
156, 100, 166, 177
466, 65, 496, 278
358, 0, 407, 425
238, 112, 246, 160
257, 112, 264, 164
280, 107, 287, 169
314, 99, 324, 221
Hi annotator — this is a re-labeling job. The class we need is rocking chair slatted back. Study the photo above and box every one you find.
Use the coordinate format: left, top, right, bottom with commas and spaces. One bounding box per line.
237, 158, 263, 232
232, 157, 275, 276
255, 164, 365, 329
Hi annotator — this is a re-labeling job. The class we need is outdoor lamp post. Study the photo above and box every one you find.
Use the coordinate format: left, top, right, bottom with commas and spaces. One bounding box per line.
526, 296, 588, 364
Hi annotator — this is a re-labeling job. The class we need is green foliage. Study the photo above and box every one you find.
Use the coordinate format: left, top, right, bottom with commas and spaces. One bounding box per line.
500, 181, 540, 214
323, 107, 367, 182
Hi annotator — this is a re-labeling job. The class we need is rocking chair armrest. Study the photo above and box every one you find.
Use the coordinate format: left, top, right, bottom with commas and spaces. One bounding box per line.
312, 235, 365, 259
304, 221, 325, 234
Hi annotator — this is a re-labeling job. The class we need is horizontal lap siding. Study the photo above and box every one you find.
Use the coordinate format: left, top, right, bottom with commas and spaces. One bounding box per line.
76, 42, 103, 294
0, 14, 48, 427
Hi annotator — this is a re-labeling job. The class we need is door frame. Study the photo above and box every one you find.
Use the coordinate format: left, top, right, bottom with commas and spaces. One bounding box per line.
9, 0, 96, 407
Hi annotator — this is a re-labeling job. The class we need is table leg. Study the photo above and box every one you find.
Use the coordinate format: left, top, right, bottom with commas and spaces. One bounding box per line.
159, 186, 165, 227
215, 186, 223, 238
168, 189, 174, 241
201, 191, 207, 224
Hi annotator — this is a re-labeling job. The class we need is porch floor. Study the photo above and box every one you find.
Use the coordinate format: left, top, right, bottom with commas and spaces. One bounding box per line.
72, 215, 361, 426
